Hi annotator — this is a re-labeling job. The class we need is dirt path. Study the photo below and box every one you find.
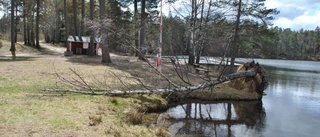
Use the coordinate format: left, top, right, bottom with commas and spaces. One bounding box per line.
39, 42, 66, 55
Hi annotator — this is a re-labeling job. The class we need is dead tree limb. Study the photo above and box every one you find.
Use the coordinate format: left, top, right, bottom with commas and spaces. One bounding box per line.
44, 70, 256, 95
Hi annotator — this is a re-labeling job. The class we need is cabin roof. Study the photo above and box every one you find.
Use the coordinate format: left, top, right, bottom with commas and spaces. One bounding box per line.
67, 36, 101, 43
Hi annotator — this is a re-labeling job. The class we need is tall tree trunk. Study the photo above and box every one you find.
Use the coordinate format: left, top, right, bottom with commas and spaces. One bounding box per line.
81, 0, 85, 36
138, 0, 146, 60
35, 0, 40, 49
230, 0, 242, 73
15, 4, 18, 43
64, 0, 73, 56
31, 8, 36, 47
23, 1, 27, 45
73, 0, 82, 41
99, 0, 111, 63
195, 0, 206, 64
134, 0, 139, 56
188, 0, 196, 65
10, 0, 16, 59
88, 0, 95, 56
27, 21, 30, 45
55, 0, 60, 44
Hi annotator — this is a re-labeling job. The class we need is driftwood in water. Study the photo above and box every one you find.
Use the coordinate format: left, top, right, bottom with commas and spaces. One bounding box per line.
44, 70, 256, 95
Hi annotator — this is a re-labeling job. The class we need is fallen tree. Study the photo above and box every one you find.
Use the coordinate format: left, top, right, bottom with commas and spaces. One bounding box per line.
44, 69, 256, 95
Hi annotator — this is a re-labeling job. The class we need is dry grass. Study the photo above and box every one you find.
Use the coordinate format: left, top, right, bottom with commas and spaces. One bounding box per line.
0, 40, 261, 136
0, 40, 164, 136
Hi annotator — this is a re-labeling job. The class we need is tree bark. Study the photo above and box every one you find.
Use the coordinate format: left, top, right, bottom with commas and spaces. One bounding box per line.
134, 0, 139, 56
99, 0, 112, 63
230, 0, 242, 73
63, 0, 73, 56
45, 70, 257, 95
23, 1, 27, 45
81, 0, 85, 36
10, 0, 16, 60
55, 0, 60, 44
88, 0, 95, 56
15, 4, 18, 43
188, 0, 196, 65
138, 0, 146, 60
73, 0, 82, 41
35, 0, 40, 49
195, 0, 206, 64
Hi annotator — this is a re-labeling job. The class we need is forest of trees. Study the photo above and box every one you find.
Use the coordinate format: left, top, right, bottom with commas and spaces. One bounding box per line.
0, 0, 319, 62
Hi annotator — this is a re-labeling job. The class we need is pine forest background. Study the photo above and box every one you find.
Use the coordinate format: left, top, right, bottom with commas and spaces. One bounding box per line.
1, 0, 320, 61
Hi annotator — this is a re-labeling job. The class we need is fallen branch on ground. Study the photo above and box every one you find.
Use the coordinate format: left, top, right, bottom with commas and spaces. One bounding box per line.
44, 70, 256, 95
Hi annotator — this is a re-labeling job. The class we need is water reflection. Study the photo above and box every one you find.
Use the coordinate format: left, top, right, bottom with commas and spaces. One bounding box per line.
158, 101, 265, 137
159, 59, 320, 136
265, 66, 320, 114
262, 66, 320, 137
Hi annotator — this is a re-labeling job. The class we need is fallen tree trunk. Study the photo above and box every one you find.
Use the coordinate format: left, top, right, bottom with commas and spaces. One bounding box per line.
44, 70, 256, 95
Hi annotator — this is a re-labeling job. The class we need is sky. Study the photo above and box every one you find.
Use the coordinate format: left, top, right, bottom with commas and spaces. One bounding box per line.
161, 0, 320, 31
264, 0, 320, 30
0, 0, 319, 31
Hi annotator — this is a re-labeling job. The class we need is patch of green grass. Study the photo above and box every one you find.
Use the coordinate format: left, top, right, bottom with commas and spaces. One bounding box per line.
0, 102, 5, 106
113, 111, 122, 120
0, 76, 7, 81
109, 97, 124, 106
0, 107, 29, 124
0, 115, 8, 123
10, 108, 25, 115
0, 87, 22, 93
48, 117, 79, 131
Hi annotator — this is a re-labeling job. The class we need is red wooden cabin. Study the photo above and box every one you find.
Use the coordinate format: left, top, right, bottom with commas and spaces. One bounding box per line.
67, 36, 100, 55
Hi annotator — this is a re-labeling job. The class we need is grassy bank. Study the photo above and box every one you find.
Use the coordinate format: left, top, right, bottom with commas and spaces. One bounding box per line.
0, 40, 265, 136
0, 40, 167, 136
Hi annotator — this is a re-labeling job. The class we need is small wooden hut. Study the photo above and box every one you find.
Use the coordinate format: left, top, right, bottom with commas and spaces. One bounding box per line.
67, 36, 100, 55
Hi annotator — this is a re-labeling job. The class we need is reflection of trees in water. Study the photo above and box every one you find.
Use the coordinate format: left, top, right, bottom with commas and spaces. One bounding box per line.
161, 101, 265, 136
233, 101, 266, 132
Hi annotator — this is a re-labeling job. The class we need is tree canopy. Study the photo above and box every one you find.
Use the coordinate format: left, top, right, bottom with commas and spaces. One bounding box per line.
0, 0, 319, 60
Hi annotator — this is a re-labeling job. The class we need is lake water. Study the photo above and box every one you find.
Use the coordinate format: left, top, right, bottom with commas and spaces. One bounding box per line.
158, 59, 320, 137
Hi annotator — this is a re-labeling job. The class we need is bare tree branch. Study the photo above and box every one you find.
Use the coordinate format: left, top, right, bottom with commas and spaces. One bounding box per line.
44, 70, 256, 95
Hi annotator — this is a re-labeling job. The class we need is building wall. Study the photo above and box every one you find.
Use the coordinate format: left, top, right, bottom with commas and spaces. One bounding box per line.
70, 42, 97, 55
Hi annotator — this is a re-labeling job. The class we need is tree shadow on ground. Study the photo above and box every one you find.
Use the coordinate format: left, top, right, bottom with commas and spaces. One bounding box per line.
0, 56, 38, 62
65, 55, 107, 66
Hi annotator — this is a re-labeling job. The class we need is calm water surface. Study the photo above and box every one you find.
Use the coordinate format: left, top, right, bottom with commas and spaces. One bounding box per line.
158, 59, 320, 137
